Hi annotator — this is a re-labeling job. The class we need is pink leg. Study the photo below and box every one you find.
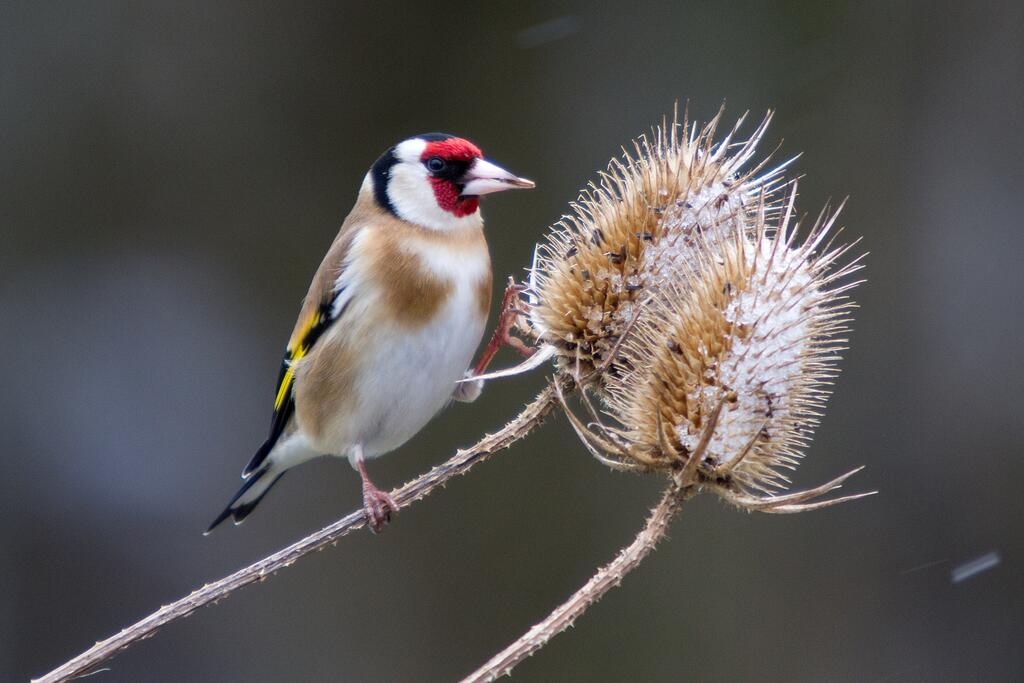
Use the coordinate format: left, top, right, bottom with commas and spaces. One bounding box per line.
474, 278, 535, 376
356, 452, 396, 533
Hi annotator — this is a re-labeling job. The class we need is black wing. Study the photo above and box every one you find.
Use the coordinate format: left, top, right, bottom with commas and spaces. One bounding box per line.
242, 294, 347, 476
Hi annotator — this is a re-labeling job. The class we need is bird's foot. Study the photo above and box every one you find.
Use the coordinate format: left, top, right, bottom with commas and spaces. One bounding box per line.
473, 278, 535, 376
355, 455, 396, 533
362, 482, 397, 534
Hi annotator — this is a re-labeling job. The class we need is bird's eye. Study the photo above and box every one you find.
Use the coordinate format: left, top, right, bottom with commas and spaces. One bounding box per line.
426, 156, 446, 173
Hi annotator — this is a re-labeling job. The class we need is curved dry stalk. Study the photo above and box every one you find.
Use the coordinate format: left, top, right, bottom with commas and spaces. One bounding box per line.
35, 381, 566, 683
554, 380, 647, 472
717, 466, 877, 513
461, 484, 689, 683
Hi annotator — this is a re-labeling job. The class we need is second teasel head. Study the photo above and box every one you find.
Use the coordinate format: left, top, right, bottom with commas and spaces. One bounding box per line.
595, 194, 865, 504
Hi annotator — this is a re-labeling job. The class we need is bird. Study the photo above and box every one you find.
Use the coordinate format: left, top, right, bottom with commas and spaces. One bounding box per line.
206, 133, 534, 534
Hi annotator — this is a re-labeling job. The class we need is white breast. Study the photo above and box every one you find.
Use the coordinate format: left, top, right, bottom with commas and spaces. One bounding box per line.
318, 228, 490, 461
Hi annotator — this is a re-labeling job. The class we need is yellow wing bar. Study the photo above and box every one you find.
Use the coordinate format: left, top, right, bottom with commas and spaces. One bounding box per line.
273, 309, 324, 411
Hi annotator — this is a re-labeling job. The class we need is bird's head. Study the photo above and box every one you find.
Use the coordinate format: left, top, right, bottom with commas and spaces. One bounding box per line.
367, 133, 534, 231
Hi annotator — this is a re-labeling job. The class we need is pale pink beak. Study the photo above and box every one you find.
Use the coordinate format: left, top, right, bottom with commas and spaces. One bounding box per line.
460, 158, 535, 197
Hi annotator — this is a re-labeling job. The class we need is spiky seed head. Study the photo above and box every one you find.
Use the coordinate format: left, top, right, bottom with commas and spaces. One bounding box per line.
524, 108, 790, 383
602, 202, 862, 496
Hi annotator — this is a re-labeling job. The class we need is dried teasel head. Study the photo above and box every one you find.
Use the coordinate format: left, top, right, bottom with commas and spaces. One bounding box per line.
565, 191, 872, 512
522, 108, 793, 383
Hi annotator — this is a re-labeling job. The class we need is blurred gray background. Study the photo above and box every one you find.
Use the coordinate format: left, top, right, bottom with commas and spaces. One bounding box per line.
3, 1, 1023, 681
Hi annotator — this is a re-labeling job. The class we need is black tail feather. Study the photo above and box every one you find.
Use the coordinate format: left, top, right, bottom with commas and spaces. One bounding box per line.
242, 437, 276, 478
204, 467, 285, 535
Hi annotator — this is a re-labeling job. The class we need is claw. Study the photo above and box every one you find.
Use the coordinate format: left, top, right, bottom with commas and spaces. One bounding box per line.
362, 485, 397, 533
473, 278, 536, 377
356, 454, 396, 533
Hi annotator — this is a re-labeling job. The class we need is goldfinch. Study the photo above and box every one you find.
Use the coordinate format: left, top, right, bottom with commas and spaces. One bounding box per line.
207, 134, 533, 533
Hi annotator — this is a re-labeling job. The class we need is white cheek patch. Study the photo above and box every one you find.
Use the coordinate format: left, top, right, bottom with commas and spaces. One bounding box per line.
389, 162, 452, 230
387, 138, 481, 232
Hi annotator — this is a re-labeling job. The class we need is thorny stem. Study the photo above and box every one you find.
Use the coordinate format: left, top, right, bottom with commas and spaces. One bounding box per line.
461, 483, 689, 683
35, 381, 565, 683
